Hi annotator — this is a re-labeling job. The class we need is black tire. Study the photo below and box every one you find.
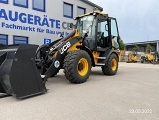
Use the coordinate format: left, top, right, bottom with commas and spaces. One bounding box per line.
63, 50, 91, 84
102, 53, 118, 75
141, 58, 145, 63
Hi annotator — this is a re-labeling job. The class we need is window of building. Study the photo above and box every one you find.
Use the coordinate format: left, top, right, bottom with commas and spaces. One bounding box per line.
77, 6, 86, 16
63, 2, 73, 18
13, 36, 28, 44
13, 0, 28, 8
0, 0, 8, 4
0, 34, 8, 45
33, 0, 45, 12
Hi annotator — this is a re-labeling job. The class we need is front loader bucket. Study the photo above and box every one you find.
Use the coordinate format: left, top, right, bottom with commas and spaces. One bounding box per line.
0, 44, 46, 99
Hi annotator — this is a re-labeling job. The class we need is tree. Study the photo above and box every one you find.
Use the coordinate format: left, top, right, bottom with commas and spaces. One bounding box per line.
119, 40, 126, 50
133, 45, 139, 52
146, 44, 153, 53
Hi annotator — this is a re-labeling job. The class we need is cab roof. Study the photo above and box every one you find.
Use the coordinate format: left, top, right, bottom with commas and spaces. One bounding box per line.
75, 10, 105, 19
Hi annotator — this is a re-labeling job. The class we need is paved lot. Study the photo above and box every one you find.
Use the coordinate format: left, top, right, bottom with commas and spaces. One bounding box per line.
0, 62, 159, 120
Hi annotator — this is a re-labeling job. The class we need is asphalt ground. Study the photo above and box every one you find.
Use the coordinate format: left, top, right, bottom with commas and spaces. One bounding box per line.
0, 62, 159, 120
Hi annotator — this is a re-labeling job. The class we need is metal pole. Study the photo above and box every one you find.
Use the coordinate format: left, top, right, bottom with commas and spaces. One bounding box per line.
157, 42, 159, 51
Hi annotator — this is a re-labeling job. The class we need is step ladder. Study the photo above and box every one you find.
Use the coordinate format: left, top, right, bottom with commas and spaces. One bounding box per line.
95, 57, 106, 66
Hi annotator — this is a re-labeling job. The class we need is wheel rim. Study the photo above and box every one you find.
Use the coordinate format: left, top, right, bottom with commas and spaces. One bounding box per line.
77, 58, 89, 76
111, 59, 117, 71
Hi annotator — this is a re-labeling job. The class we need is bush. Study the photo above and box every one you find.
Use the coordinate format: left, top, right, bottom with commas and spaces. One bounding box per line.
146, 44, 153, 53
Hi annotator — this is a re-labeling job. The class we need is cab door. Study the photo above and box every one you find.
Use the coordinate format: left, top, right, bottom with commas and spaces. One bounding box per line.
110, 18, 120, 49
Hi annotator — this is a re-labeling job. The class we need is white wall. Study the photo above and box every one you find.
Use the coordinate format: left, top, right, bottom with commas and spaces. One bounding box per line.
0, 0, 95, 45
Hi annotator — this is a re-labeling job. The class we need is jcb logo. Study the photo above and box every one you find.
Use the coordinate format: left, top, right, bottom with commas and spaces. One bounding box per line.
61, 42, 71, 54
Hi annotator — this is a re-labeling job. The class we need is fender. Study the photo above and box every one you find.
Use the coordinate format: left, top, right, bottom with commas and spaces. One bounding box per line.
103, 49, 119, 66
77, 46, 95, 66
59, 38, 96, 66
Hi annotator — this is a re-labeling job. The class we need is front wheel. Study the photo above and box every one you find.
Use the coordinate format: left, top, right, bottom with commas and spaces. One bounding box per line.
63, 50, 92, 84
102, 53, 118, 75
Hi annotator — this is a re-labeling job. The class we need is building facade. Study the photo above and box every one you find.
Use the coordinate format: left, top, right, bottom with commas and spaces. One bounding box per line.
126, 40, 159, 52
0, 0, 102, 45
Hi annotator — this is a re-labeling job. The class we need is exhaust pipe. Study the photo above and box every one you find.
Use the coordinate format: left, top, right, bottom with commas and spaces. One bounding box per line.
0, 44, 47, 99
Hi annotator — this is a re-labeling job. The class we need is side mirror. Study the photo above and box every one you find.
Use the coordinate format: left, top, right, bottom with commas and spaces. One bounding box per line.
69, 23, 77, 29
69, 23, 73, 28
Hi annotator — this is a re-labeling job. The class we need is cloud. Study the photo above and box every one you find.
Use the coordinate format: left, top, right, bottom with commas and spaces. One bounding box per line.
90, 0, 159, 43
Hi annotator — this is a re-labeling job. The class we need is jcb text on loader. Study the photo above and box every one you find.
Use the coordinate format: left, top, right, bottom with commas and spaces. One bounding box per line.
0, 9, 121, 99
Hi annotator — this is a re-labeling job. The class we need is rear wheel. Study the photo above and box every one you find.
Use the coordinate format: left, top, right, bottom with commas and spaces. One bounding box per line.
102, 53, 118, 75
63, 50, 91, 84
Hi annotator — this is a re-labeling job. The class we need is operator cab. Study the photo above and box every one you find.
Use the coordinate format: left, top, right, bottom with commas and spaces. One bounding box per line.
75, 10, 120, 51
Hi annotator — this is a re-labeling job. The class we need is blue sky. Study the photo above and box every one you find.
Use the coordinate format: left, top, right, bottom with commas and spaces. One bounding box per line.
90, 0, 159, 43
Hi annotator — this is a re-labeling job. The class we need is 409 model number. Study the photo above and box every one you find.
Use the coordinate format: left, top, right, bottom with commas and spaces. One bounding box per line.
129, 109, 152, 114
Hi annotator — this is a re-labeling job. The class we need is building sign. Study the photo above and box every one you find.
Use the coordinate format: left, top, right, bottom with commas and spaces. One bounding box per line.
0, 9, 73, 36
44, 38, 51, 44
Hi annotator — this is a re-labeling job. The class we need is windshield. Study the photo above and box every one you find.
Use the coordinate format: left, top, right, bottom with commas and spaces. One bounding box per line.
76, 15, 95, 36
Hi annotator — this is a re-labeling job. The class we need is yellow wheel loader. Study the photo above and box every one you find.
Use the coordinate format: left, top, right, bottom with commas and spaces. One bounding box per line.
0, 10, 121, 99
126, 51, 137, 63
140, 53, 154, 63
